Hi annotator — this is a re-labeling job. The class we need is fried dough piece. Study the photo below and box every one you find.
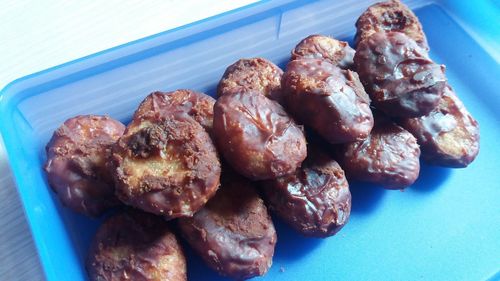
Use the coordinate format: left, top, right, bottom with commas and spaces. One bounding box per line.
291, 34, 355, 69
217, 58, 284, 103
86, 211, 186, 281
112, 113, 220, 219
213, 90, 307, 180
133, 90, 215, 134
44, 115, 125, 216
336, 116, 421, 189
355, 0, 428, 49
262, 147, 351, 237
354, 31, 446, 117
178, 170, 276, 280
399, 86, 479, 167
282, 58, 374, 144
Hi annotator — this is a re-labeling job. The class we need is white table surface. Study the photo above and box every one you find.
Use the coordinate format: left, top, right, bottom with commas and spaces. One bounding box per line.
0, 1, 256, 280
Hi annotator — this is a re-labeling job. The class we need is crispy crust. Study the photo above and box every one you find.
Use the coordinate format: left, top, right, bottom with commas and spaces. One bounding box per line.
354, 31, 446, 117
213, 90, 307, 180
262, 147, 351, 237
133, 90, 215, 135
178, 170, 276, 280
112, 113, 220, 219
291, 34, 355, 69
217, 58, 284, 104
44, 115, 125, 217
336, 115, 421, 189
399, 86, 479, 167
86, 211, 186, 281
282, 58, 374, 144
355, 0, 428, 49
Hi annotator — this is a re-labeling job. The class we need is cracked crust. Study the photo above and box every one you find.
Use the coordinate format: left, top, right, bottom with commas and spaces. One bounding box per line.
355, 0, 428, 49
335, 115, 421, 189
133, 90, 215, 135
291, 34, 355, 69
399, 86, 479, 167
282, 58, 374, 144
178, 170, 276, 280
213, 90, 307, 180
354, 31, 446, 117
261, 147, 351, 237
217, 58, 284, 104
86, 211, 186, 281
44, 115, 125, 217
112, 113, 220, 219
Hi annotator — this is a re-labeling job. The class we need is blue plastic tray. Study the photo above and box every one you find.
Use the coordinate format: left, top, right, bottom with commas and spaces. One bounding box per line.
1, 0, 499, 280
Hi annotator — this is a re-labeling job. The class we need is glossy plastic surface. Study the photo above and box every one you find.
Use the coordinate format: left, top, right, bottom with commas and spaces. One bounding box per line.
1, 0, 499, 280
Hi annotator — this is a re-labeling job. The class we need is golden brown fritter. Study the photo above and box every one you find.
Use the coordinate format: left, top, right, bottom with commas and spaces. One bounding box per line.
178, 170, 276, 280
213, 90, 307, 180
112, 113, 220, 219
354, 31, 446, 118
282, 58, 374, 144
355, 0, 428, 49
336, 115, 421, 189
399, 85, 479, 167
217, 58, 284, 103
261, 147, 351, 237
291, 34, 355, 69
86, 211, 186, 281
44, 115, 125, 216
133, 90, 215, 135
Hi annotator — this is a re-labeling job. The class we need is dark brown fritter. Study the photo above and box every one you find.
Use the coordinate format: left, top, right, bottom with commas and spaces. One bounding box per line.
44, 115, 125, 217
217, 58, 284, 104
178, 171, 277, 280
213, 90, 307, 180
112, 113, 221, 219
133, 90, 215, 135
291, 34, 355, 69
86, 211, 186, 281
335, 115, 421, 189
354, 31, 446, 118
261, 147, 351, 237
355, 0, 428, 49
282, 58, 374, 144
399, 85, 479, 167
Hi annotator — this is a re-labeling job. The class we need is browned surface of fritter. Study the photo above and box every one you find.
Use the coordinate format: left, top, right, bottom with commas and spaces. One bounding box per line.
213, 90, 307, 180
336, 116, 421, 189
178, 170, 277, 280
112, 113, 220, 219
44, 115, 125, 217
262, 147, 351, 237
291, 34, 355, 69
217, 58, 284, 104
399, 86, 479, 167
355, 0, 428, 49
354, 31, 446, 118
133, 90, 215, 134
86, 211, 186, 281
282, 58, 374, 144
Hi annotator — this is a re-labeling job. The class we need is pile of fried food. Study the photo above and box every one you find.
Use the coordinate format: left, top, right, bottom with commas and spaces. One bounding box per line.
43, 1, 479, 280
